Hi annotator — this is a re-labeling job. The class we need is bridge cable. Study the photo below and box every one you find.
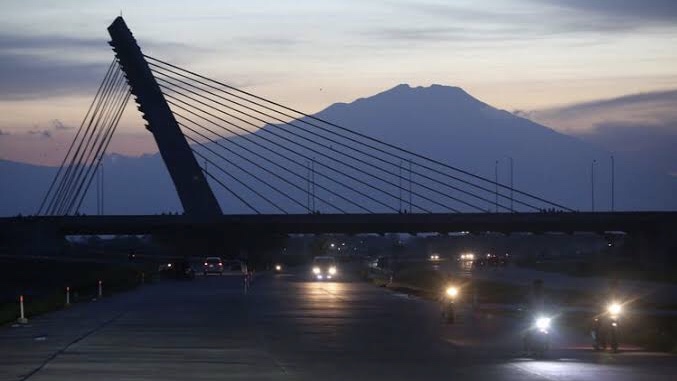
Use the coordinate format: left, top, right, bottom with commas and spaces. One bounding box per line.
37, 59, 117, 215
150, 63, 523, 212
184, 135, 291, 214
201, 166, 260, 214
45, 63, 120, 215
51, 67, 124, 215
164, 93, 394, 213
63, 72, 130, 215
173, 110, 354, 213
47, 64, 124, 215
71, 88, 132, 214
145, 55, 571, 212
152, 69, 491, 212
183, 126, 318, 214
159, 85, 433, 213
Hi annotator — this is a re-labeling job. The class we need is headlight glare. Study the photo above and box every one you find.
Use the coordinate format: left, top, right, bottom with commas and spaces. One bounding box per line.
535, 317, 551, 330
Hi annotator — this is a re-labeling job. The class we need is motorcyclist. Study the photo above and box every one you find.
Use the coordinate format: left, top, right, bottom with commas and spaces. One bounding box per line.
593, 279, 622, 348
523, 279, 547, 353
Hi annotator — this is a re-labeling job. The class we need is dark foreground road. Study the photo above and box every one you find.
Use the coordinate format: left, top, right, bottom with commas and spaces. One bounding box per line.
1, 268, 675, 380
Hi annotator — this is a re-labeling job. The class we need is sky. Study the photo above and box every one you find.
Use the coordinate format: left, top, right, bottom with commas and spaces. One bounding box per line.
1, 0, 677, 165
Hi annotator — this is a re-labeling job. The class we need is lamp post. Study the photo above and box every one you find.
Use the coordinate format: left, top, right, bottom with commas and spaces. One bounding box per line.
591, 160, 597, 212
611, 155, 615, 212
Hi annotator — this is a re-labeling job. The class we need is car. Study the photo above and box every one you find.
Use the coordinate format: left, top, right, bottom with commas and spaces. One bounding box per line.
311, 256, 338, 280
203, 257, 224, 275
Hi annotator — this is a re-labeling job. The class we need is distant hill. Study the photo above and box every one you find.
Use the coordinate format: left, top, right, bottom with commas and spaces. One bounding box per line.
1, 84, 675, 216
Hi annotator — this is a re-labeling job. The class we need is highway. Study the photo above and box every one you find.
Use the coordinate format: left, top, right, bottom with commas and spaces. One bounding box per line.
1, 267, 676, 380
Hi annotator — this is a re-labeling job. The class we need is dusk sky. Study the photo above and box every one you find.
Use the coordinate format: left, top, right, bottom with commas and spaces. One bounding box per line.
1, 0, 677, 165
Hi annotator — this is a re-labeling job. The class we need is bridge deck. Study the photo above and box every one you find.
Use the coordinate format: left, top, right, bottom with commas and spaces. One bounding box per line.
1, 212, 675, 235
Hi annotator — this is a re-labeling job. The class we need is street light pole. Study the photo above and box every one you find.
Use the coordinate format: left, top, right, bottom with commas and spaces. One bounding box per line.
591, 160, 596, 212
508, 157, 514, 212
494, 160, 499, 213
398, 161, 403, 213
611, 155, 615, 212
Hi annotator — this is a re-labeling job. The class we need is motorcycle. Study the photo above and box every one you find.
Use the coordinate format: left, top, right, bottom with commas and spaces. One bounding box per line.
524, 315, 551, 356
441, 286, 459, 324
592, 302, 621, 352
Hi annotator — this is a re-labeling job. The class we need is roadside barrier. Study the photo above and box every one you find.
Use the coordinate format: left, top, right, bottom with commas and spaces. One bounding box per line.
17, 295, 28, 324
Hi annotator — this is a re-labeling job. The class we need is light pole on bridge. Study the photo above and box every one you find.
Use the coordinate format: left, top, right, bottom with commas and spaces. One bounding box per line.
591, 159, 597, 212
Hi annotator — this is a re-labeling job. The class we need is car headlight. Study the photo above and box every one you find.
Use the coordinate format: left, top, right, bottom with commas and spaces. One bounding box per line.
535, 317, 551, 330
445, 286, 459, 298
312, 267, 320, 274
608, 303, 622, 315
275, 265, 282, 271
328, 266, 337, 275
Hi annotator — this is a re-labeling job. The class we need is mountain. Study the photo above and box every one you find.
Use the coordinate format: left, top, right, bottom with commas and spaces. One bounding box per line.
1, 84, 675, 216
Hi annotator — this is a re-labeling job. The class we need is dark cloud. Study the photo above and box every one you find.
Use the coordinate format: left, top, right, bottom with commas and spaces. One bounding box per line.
523, 89, 677, 178
541, 0, 677, 24
0, 52, 107, 100
0, 33, 112, 100
0, 33, 204, 100
0, 34, 103, 51
529, 89, 677, 122
372, 0, 677, 45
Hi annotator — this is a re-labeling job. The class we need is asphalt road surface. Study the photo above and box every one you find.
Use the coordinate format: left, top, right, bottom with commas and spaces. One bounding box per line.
1, 266, 676, 380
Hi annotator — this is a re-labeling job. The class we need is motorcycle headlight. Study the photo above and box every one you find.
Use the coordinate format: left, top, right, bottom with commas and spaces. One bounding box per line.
328, 266, 337, 275
535, 317, 551, 330
445, 286, 459, 298
608, 303, 622, 315
312, 267, 320, 274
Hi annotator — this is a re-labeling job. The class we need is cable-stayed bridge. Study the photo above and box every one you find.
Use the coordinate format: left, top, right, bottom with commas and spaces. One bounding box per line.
1, 17, 675, 244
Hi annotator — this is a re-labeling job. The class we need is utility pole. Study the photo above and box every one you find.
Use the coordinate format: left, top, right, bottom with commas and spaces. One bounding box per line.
408, 160, 413, 213
508, 157, 514, 212
611, 155, 615, 212
591, 159, 596, 212
494, 160, 499, 213
398, 161, 403, 212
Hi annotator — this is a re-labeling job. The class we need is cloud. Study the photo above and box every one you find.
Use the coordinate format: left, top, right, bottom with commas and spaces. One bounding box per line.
540, 0, 677, 25
522, 89, 677, 177
369, 0, 677, 45
0, 33, 111, 100
50, 119, 72, 130
0, 129, 9, 136
27, 129, 52, 139
0, 33, 205, 101
524, 90, 677, 133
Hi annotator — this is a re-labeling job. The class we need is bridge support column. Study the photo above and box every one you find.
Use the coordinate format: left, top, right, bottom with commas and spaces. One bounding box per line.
107, 17, 221, 217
